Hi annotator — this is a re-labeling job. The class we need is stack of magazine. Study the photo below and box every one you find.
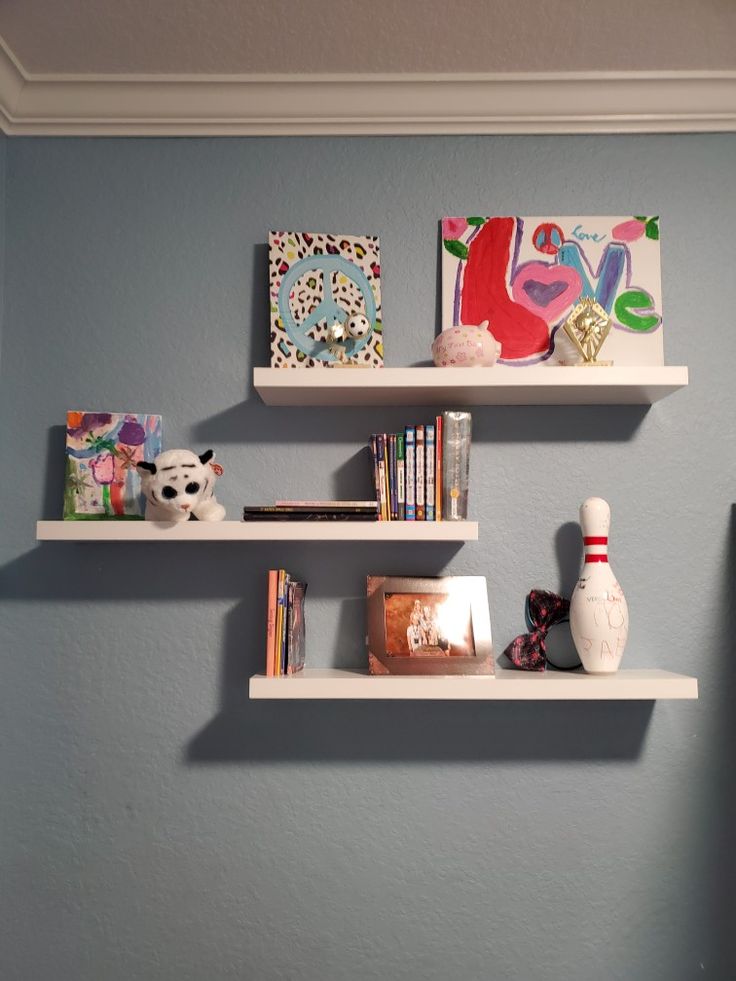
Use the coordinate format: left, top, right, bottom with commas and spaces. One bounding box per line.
244, 501, 378, 521
265, 569, 307, 676
370, 410, 471, 521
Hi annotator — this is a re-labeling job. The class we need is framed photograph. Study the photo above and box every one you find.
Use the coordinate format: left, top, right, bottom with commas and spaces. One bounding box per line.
367, 576, 494, 676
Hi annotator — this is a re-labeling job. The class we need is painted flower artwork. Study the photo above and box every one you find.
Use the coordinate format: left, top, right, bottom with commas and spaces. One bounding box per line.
63, 411, 162, 519
441, 216, 663, 366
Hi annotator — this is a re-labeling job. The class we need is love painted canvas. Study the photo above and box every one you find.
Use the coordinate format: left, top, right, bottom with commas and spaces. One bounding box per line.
63, 411, 163, 519
441, 216, 663, 366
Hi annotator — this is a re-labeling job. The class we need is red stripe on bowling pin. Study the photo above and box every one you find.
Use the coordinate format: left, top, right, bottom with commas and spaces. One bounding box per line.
584, 535, 608, 563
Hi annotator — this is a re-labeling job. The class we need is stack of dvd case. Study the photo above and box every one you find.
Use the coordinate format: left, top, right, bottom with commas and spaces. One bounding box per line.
369, 410, 471, 521
265, 569, 307, 676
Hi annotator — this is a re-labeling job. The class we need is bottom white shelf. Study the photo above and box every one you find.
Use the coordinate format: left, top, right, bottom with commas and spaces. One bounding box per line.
249, 667, 698, 701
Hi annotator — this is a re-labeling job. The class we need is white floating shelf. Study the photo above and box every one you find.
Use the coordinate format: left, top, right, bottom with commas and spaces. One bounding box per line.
249, 667, 698, 700
36, 520, 478, 542
254, 365, 689, 407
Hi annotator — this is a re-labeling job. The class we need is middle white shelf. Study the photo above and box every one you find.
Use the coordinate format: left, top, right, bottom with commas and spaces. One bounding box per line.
36, 520, 478, 542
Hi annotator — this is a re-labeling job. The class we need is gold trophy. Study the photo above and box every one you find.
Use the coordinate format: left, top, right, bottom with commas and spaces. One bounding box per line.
563, 296, 613, 366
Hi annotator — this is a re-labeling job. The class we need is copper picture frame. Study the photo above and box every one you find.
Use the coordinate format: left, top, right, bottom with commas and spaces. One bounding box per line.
367, 575, 494, 676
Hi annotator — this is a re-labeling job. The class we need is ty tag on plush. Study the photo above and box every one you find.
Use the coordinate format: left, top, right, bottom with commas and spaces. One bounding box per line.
210, 462, 224, 476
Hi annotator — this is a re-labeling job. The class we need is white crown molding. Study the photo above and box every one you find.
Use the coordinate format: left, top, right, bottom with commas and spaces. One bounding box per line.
0, 38, 734, 136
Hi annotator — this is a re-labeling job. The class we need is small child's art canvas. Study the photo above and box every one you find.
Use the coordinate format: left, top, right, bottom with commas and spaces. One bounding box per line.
64, 411, 163, 520
269, 231, 383, 368
441, 216, 663, 366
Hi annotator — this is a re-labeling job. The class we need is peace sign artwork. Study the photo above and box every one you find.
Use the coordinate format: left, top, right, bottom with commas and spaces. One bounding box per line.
269, 231, 383, 368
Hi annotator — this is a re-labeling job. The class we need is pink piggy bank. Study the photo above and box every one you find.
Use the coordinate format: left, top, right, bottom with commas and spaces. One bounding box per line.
431, 321, 502, 367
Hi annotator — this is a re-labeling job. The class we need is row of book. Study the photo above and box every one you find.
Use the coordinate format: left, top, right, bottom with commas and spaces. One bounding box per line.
370, 410, 472, 521
264, 569, 307, 675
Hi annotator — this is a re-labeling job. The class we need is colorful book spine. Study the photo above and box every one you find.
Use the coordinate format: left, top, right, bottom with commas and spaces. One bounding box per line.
382, 433, 391, 521
396, 434, 406, 520
405, 427, 416, 520
388, 434, 398, 520
265, 569, 278, 676
279, 571, 290, 675
376, 434, 389, 521
415, 425, 426, 520
426, 424, 436, 521
274, 569, 285, 676
435, 414, 443, 521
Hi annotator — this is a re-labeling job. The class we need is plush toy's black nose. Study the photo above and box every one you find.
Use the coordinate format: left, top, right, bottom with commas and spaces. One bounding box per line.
185, 482, 200, 495
162, 486, 178, 499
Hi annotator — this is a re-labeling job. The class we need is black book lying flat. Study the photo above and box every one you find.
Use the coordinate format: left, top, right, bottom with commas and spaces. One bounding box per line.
243, 511, 377, 522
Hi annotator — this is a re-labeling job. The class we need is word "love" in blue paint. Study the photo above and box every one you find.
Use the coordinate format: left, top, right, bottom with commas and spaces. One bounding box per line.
572, 224, 606, 243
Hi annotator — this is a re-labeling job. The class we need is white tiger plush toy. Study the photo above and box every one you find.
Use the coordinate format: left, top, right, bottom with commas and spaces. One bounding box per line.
136, 449, 226, 522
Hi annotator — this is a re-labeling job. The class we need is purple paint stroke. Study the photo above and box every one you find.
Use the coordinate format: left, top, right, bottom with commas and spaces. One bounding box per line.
613, 316, 662, 335
597, 249, 625, 311
118, 420, 145, 446
511, 217, 524, 280
451, 221, 483, 327
522, 280, 569, 307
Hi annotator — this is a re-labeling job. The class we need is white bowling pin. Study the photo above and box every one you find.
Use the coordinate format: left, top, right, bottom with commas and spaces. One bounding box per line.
569, 497, 629, 674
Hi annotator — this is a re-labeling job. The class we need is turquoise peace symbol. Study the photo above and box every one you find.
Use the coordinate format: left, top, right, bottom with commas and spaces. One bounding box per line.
277, 254, 376, 362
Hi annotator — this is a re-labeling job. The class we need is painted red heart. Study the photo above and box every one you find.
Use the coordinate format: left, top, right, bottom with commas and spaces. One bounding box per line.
511, 262, 581, 323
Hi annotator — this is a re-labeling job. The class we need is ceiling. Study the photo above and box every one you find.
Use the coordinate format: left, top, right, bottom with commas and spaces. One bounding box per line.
0, 0, 734, 76
0, 1, 733, 135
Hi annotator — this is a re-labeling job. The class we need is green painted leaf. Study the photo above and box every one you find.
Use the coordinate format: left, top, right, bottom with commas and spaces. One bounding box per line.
466, 217, 486, 226
634, 215, 648, 222
443, 239, 469, 260
645, 219, 659, 240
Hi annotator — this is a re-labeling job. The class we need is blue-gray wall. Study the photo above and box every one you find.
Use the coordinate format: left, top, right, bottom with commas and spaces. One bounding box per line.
1, 135, 734, 980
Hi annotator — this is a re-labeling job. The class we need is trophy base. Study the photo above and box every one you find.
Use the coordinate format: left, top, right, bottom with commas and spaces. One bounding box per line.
570, 360, 614, 367
326, 362, 376, 369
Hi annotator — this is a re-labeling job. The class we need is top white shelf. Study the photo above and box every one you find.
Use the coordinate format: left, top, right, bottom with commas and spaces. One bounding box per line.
36, 519, 478, 542
253, 366, 688, 407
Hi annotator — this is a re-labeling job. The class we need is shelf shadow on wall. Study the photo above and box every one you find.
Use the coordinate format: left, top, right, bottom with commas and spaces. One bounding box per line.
246, 243, 271, 398
185, 598, 655, 765
704, 505, 736, 973
193, 401, 648, 445
1, 539, 464, 603
43, 426, 67, 520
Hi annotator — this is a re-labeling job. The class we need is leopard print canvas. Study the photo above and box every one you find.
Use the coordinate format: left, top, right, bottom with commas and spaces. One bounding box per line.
269, 231, 383, 368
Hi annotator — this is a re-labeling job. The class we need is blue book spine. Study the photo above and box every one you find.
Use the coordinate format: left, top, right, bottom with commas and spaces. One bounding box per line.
426, 424, 436, 521
277, 571, 290, 675
389, 434, 398, 519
